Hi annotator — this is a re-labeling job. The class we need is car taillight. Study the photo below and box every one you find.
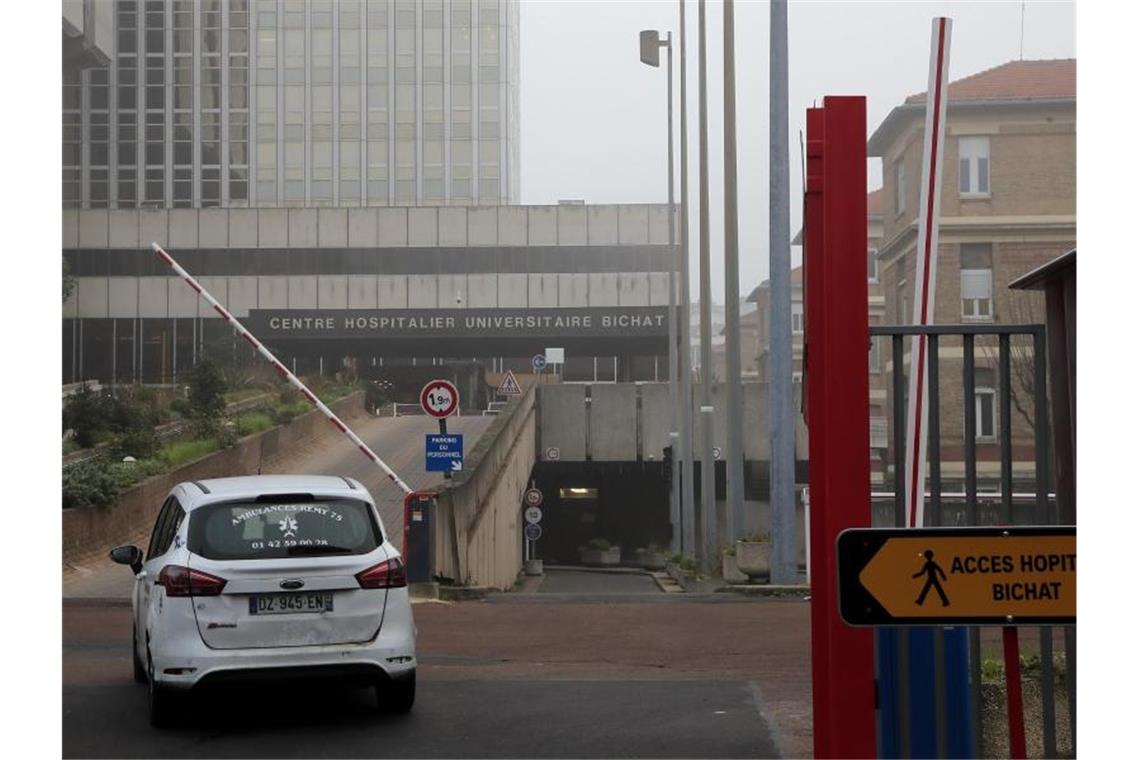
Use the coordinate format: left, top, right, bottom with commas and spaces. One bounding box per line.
355, 557, 407, 589
157, 565, 227, 597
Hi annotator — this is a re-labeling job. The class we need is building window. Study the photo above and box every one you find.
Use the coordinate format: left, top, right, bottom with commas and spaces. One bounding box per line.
894, 160, 906, 215
868, 248, 879, 282
960, 243, 994, 320
897, 279, 909, 324
975, 387, 996, 441
959, 136, 990, 196
791, 302, 804, 334
869, 335, 881, 373
870, 415, 888, 450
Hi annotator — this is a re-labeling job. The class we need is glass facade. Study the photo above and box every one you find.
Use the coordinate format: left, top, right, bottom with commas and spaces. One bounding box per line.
64, 0, 518, 210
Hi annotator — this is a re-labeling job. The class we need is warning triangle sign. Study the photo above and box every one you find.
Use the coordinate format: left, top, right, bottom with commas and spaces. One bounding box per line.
496, 370, 523, 396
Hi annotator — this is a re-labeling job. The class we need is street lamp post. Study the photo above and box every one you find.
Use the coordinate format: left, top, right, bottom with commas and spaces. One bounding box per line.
639, 29, 682, 554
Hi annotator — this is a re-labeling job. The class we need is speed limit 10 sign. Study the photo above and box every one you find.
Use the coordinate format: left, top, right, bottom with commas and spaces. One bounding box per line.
420, 379, 460, 419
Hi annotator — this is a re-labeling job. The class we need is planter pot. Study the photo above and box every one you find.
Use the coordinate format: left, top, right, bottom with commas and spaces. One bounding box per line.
722, 553, 749, 584
736, 541, 771, 581
524, 559, 544, 576
579, 547, 622, 566
638, 551, 668, 571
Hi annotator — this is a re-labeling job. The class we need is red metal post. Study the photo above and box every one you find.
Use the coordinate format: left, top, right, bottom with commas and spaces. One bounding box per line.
804, 96, 877, 758
1003, 626, 1027, 758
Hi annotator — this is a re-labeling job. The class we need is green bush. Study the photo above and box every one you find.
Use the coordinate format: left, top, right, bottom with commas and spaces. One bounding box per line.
585, 538, 612, 551
63, 385, 110, 448
62, 459, 121, 509
738, 532, 770, 543
186, 357, 227, 432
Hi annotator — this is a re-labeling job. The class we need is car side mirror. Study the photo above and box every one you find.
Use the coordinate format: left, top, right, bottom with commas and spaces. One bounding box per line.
110, 545, 143, 575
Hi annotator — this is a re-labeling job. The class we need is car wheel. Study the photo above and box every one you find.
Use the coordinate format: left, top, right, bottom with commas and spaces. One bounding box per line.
377, 670, 415, 714
132, 628, 147, 684
147, 650, 178, 728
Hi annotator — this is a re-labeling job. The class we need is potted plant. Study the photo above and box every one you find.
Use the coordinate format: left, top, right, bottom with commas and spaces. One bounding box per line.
736, 532, 771, 582
579, 538, 621, 567
665, 552, 698, 588
722, 545, 749, 584
635, 543, 669, 571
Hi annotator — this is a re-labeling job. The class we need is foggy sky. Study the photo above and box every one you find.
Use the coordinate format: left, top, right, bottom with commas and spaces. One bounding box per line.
519, 0, 1076, 302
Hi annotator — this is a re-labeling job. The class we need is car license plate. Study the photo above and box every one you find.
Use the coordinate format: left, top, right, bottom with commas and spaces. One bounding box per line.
248, 592, 334, 615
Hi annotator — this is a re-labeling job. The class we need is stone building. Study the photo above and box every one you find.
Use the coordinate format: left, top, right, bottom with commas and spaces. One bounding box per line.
868, 58, 1076, 496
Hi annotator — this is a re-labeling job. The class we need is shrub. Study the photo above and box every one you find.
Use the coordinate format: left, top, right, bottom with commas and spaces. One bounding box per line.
160, 439, 220, 468
739, 532, 770, 543
62, 384, 110, 448
235, 412, 274, 436
62, 459, 121, 509
586, 538, 612, 551
186, 357, 227, 433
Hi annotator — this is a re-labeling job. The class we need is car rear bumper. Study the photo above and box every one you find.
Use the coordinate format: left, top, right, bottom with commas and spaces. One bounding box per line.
150, 601, 416, 690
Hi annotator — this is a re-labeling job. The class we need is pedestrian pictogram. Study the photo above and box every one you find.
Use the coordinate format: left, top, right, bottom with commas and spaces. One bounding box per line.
497, 370, 523, 396
912, 549, 949, 607
836, 526, 1076, 626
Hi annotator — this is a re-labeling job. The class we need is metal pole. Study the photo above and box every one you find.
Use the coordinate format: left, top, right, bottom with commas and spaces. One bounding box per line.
678, 0, 695, 557
722, 0, 742, 542
697, 0, 717, 572
768, 0, 796, 584
665, 32, 681, 555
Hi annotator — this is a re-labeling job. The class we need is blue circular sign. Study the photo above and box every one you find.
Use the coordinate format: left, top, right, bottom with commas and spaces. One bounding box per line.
525, 523, 542, 541
532, 354, 547, 371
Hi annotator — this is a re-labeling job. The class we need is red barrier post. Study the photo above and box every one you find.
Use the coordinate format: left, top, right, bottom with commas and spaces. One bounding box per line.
1003, 626, 1028, 758
804, 96, 877, 758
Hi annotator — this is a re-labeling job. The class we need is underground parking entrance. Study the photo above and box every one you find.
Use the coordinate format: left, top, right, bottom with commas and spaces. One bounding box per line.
527, 461, 672, 566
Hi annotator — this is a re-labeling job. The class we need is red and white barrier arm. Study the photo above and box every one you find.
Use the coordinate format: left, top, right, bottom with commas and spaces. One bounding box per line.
151, 242, 413, 496
903, 17, 952, 529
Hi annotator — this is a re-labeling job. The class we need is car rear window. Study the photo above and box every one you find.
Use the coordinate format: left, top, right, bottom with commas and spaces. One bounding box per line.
188, 498, 382, 560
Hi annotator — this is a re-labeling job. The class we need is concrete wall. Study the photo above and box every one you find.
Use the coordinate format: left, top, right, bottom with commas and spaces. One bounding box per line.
78, 205, 672, 250
62, 393, 368, 570
430, 385, 537, 589
588, 385, 638, 461
538, 382, 796, 463
71, 270, 674, 317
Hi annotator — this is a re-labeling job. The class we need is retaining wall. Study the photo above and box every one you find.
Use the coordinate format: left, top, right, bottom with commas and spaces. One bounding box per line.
429, 384, 537, 589
61, 392, 366, 569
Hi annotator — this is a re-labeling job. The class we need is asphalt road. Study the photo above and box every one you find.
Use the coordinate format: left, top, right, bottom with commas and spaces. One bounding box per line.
62, 593, 812, 758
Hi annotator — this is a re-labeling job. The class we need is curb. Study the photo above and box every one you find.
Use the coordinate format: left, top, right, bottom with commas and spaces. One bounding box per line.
438, 585, 497, 602
717, 584, 811, 598
64, 597, 132, 608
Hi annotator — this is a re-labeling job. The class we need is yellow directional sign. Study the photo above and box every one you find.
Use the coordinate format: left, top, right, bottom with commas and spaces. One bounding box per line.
837, 526, 1075, 626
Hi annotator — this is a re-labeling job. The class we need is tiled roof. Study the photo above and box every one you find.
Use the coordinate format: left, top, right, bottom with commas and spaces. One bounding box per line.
904, 59, 1075, 104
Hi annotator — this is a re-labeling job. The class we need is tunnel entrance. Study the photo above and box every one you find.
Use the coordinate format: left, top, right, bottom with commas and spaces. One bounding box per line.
528, 462, 671, 564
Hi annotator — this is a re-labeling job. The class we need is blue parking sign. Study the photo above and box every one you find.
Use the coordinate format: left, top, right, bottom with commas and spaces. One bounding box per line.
425, 434, 463, 472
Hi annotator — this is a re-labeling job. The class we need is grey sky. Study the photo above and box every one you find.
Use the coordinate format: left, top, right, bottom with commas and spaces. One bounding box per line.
519, 0, 1076, 301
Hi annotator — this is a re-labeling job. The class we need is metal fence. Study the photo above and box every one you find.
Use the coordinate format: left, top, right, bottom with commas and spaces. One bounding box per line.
872, 323, 1075, 758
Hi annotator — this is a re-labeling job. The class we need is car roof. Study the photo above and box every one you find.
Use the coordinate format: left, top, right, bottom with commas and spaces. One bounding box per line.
175, 474, 369, 510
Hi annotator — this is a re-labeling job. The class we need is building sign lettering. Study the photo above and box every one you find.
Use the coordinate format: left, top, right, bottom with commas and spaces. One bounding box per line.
249, 307, 674, 340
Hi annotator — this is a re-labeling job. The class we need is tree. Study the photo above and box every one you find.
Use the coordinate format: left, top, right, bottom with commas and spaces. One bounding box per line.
63, 384, 109, 449
186, 356, 228, 436
979, 290, 1046, 433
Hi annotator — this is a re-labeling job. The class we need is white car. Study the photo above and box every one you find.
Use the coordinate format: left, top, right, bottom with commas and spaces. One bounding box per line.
110, 474, 416, 726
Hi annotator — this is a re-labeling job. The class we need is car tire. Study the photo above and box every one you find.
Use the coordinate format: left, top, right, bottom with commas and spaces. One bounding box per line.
132, 628, 147, 684
378, 670, 415, 714
147, 652, 179, 728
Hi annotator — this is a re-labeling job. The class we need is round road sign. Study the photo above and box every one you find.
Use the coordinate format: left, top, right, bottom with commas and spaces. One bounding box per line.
524, 488, 544, 508
525, 523, 542, 541
420, 379, 460, 419
545, 446, 561, 461
532, 354, 547, 371
524, 506, 543, 524
712, 446, 723, 460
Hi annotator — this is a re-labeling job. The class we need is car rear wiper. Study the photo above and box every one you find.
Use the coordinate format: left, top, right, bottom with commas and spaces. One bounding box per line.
285, 545, 355, 556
